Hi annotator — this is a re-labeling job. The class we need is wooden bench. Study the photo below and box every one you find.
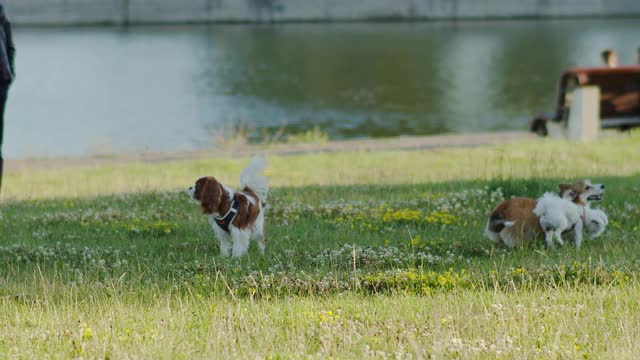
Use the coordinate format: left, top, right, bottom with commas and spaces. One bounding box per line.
530, 65, 640, 136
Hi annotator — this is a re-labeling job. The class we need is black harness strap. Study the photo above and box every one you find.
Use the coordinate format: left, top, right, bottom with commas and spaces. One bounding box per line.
214, 200, 239, 232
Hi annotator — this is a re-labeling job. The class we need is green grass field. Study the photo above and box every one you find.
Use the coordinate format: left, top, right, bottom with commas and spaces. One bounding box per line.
1, 133, 640, 358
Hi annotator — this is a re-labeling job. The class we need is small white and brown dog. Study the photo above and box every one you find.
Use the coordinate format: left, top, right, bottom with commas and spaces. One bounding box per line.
485, 179, 605, 248
188, 157, 268, 257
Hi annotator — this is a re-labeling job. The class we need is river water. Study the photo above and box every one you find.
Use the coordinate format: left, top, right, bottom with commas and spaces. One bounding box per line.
5, 19, 639, 158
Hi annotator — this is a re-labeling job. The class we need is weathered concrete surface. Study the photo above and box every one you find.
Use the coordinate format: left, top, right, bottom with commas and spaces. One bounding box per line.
3, 0, 640, 25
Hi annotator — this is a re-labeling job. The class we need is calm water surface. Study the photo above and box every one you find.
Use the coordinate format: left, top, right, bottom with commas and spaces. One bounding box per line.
6, 19, 640, 158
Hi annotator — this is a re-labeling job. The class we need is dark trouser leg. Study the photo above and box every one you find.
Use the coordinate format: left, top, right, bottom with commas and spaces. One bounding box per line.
0, 84, 8, 193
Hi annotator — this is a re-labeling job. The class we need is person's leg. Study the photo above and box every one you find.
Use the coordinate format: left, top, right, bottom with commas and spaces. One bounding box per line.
0, 85, 8, 193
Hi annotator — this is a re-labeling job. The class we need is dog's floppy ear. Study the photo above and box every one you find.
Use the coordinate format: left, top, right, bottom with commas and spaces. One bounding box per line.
558, 183, 572, 196
200, 178, 222, 214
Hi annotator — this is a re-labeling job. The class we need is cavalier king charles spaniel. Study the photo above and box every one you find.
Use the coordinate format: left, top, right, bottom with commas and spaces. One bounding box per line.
188, 157, 268, 257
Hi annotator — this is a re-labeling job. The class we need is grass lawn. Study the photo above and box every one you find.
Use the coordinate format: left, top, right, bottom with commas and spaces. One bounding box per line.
1, 133, 640, 358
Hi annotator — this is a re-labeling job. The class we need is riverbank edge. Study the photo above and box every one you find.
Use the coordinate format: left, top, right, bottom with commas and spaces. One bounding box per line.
5, 131, 537, 172
11, 13, 640, 28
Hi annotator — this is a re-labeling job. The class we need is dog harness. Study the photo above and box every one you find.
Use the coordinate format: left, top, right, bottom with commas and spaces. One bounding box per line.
214, 200, 239, 232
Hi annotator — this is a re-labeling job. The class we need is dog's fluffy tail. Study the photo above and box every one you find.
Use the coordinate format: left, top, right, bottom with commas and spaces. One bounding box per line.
484, 218, 515, 243
487, 214, 515, 234
240, 156, 269, 203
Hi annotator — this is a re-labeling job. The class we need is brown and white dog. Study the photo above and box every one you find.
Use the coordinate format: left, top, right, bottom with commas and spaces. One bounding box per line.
188, 157, 268, 257
485, 179, 604, 248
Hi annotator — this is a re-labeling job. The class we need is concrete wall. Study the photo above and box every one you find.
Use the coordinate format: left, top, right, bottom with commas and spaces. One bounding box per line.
4, 0, 640, 25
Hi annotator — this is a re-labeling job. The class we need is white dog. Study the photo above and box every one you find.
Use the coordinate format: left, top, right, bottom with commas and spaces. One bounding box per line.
533, 192, 584, 248
188, 157, 268, 257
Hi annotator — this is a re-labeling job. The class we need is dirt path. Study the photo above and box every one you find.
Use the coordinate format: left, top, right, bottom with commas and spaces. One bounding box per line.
5, 131, 536, 172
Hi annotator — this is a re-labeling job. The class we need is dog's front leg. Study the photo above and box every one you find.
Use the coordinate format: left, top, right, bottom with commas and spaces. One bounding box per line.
219, 236, 232, 257
544, 231, 554, 249
231, 229, 251, 257
573, 221, 584, 249
554, 230, 565, 246
211, 219, 233, 257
